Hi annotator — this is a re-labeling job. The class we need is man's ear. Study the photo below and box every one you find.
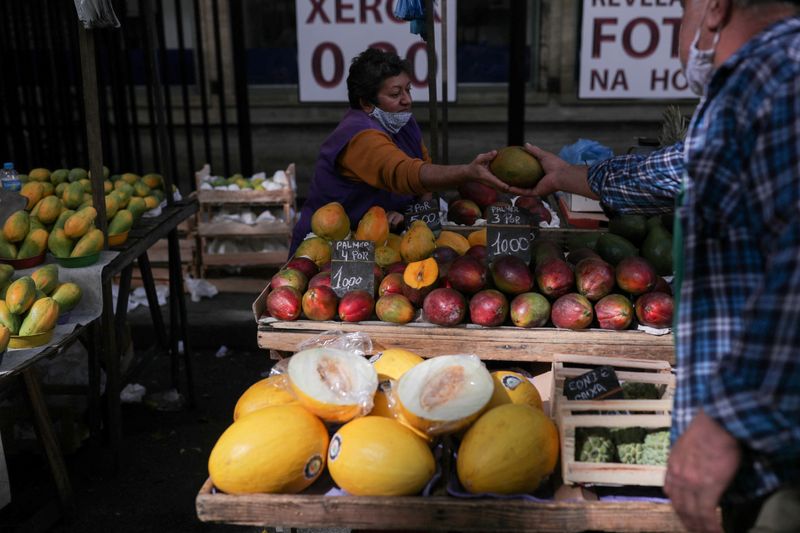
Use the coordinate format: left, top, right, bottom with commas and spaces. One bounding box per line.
705, 0, 731, 31
359, 98, 375, 113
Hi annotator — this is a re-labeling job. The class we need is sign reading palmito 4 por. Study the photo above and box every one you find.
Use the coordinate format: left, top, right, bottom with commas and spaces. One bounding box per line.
579, 0, 696, 99
296, 0, 457, 103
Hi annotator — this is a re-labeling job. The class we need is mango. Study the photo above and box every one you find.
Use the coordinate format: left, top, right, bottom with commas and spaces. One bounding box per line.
17, 228, 49, 259
51, 282, 82, 313
354, 206, 389, 245
70, 228, 104, 257
18, 297, 59, 336
3, 211, 30, 243
310, 202, 350, 241
6, 276, 36, 315
400, 220, 436, 263
490, 146, 545, 188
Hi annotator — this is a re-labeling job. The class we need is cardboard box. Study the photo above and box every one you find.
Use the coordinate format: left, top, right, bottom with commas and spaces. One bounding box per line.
565, 193, 603, 213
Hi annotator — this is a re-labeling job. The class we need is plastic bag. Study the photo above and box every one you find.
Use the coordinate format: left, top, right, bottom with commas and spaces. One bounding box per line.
296, 331, 373, 358
394, 0, 425, 20
558, 139, 614, 166
73, 0, 120, 29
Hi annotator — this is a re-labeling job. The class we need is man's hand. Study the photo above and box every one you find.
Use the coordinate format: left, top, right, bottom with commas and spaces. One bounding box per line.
663, 410, 741, 533
522, 143, 599, 200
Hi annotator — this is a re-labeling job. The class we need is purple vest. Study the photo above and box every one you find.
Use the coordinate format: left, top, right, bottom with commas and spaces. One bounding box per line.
290, 109, 423, 254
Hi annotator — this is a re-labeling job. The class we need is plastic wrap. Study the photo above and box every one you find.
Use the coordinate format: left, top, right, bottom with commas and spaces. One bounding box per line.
73, 0, 120, 29
296, 330, 372, 359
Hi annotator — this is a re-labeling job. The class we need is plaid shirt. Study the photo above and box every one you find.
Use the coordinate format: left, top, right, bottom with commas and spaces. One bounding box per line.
587, 17, 800, 502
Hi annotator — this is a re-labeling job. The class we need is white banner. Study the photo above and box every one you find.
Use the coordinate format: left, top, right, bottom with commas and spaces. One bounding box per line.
579, 0, 694, 99
296, 0, 457, 102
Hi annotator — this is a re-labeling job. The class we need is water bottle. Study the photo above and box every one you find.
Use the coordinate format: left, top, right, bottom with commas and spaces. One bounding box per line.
0, 162, 21, 192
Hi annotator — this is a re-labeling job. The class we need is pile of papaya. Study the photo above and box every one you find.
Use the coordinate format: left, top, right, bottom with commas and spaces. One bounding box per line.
0, 166, 167, 261
0, 263, 83, 339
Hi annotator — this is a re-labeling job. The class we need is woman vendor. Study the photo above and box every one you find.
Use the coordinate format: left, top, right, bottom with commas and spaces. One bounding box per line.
290, 47, 525, 253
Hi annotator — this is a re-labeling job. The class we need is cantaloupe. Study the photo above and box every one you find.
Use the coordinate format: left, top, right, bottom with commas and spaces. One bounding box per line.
328, 416, 435, 496
396, 354, 493, 436
486, 370, 543, 411
208, 404, 328, 494
369, 348, 424, 381
287, 347, 378, 423
233, 374, 297, 421
457, 404, 559, 494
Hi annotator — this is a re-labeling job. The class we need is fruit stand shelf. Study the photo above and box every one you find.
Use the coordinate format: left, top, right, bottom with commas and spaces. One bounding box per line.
204, 251, 289, 268
197, 220, 292, 238
255, 320, 675, 364
195, 479, 685, 532
196, 188, 294, 206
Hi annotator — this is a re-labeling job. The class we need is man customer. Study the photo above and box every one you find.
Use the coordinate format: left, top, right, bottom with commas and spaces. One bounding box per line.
528, 1, 800, 532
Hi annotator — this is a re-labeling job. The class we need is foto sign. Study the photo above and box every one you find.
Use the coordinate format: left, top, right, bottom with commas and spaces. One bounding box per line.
579, 0, 694, 99
296, 0, 457, 102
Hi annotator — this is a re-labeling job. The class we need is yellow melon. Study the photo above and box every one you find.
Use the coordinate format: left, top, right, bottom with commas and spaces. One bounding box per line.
233, 374, 298, 421
396, 354, 493, 436
486, 370, 543, 411
208, 404, 328, 494
369, 348, 424, 381
457, 404, 559, 494
287, 347, 378, 423
369, 379, 433, 444
328, 416, 435, 496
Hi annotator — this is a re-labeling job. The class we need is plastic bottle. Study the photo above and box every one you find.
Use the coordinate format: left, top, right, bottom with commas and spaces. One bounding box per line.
0, 162, 21, 192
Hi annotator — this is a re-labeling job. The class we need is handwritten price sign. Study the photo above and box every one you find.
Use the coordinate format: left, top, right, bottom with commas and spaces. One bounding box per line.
331, 240, 375, 298
486, 205, 532, 264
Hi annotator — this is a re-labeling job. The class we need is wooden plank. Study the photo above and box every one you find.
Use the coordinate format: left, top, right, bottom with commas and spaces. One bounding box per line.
198, 220, 291, 238
256, 321, 675, 363
195, 479, 685, 532
204, 251, 288, 268
197, 189, 293, 205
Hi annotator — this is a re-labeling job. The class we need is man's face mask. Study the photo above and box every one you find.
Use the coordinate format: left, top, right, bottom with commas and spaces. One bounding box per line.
369, 106, 412, 135
682, 2, 721, 96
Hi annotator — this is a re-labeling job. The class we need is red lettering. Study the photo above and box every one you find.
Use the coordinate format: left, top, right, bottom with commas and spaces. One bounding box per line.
312, 42, 344, 88
336, 0, 355, 23
406, 42, 429, 87
590, 69, 627, 91
592, 18, 617, 58
663, 17, 681, 58
306, 0, 330, 23
360, 0, 381, 23
622, 17, 658, 58
369, 41, 398, 55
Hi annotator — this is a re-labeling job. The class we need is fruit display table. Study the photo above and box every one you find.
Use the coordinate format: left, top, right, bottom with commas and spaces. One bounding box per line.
195, 478, 685, 532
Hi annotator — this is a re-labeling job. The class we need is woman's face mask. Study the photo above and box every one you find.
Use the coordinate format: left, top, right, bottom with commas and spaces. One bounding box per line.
684, 27, 720, 96
369, 106, 412, 135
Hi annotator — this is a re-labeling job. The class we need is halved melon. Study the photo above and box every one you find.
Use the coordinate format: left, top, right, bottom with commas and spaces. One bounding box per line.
328, 416, 435, 496
287, 347, 378, 423
486, 370, 543, 411
369, 379, 433, 443
233, 374, 297, 421
396, 354, 493, 436
369, 348, 425, 381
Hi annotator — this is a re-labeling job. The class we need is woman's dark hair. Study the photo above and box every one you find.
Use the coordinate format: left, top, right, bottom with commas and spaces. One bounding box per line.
347, 48, 411, 109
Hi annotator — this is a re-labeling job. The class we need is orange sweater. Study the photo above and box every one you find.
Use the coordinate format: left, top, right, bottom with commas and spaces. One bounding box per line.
337, 129, 431, 196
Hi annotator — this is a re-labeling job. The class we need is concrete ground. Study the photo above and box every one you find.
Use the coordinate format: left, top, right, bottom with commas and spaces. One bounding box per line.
1, 290, 349, 532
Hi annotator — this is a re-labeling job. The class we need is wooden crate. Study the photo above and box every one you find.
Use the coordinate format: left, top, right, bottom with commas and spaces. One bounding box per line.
552, 354, 674, 487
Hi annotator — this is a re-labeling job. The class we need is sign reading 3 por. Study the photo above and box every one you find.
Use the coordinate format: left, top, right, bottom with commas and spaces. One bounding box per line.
331, 240, 375, 298
404, 196, 441, 232
486, 205, 532, 264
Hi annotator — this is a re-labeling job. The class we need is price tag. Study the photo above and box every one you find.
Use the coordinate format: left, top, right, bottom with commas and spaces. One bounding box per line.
404, 196, 441, 232
564, 365, 624, 401
486, 205, 532, 264
330, 240, 375, 298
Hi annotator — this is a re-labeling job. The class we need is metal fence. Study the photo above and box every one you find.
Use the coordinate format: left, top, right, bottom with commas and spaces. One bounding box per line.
0, 0, 253, 192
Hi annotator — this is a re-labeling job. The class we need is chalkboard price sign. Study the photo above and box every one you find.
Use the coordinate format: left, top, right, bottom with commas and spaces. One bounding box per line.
564, 365, 624, 401
331, 240, 375, 298
486, 205, 532, 264
404, 196, 441, 232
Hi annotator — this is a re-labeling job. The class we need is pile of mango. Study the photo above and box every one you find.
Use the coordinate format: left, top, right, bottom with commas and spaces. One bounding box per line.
0, 263, 82, 337
0, 167, 167, 260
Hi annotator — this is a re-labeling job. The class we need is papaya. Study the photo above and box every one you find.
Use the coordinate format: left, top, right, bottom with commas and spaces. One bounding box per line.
62, 182, 85, 209
20, 182, 44, 211
133, 181, 151, 198
108, 210, 134, 235
64, 207, 97, 239
28, 216, 46, 232
18, 297, 59, 336
0, 281, 8, 299
53, 209, 75, 230
311, 202, 350, 241
150, 189, 165, 203
114, 181, 134, 196
142, 173, 163, 189
40, 182, 54, 198
6, 276, 36, 315
47, 229, 74, 258
0, 236, 17, 260
55, 182, 68, 197
121, 173, 140, 185
103, 180, 113, 194
17, 228, 49, 259
126, 197, 147, 219
78, 178, 92, 193
51, 282, 82, 313
68, 168, 87, 183
50, 169, 69, 185
0, 324, 9, 353
110, 189, 130, 208
105, 194, 119, 219
34, 195, 62, 225
88, 165, 109, 180
31, 264, 59, 295
27, 168, 50, 182
70, 228, 104, 257
143, 195, 160, 210
0, 301, 21, 335
0, 264, 13, 286
3, 211, 30, 243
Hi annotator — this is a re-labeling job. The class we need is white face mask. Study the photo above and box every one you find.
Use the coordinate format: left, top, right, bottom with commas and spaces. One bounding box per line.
683, 18, 721, 96
369, 106, 412, 135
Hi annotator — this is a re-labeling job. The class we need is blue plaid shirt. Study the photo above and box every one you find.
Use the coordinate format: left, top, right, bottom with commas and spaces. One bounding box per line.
588, 17, 800, 502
